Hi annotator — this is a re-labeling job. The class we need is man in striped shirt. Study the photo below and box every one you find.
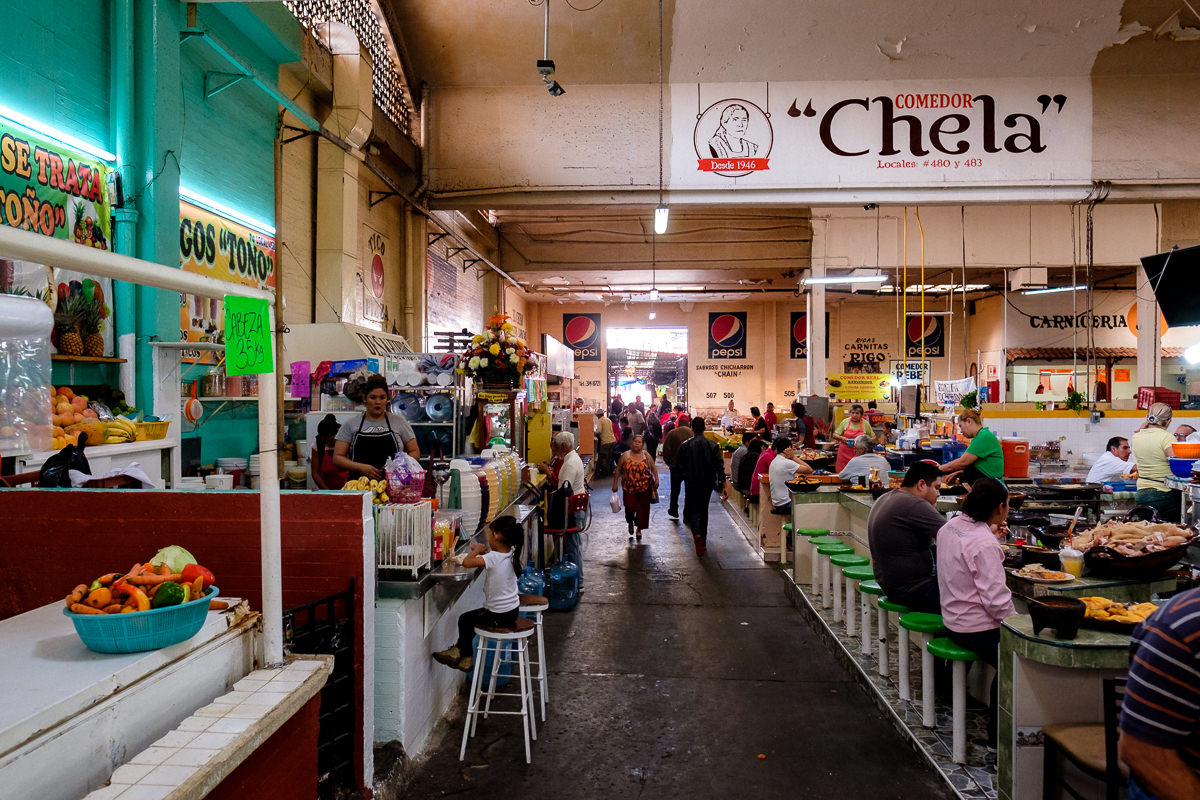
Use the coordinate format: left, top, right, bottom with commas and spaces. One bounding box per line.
1119, 586, 1200, 799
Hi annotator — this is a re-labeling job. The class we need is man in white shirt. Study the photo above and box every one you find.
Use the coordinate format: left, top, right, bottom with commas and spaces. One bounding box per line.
839, 435, 892, 484
768, 436, 813, 513
1086, 436, 1136, 484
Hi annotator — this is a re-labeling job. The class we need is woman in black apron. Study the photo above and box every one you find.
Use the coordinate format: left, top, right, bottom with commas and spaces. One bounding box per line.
332, 374, 420, 479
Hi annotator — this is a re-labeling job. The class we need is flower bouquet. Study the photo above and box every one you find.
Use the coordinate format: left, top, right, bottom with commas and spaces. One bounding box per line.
457, 313, 537, 388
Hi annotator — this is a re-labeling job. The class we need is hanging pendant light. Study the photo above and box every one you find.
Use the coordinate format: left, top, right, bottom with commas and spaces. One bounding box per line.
653, 0, 667, 235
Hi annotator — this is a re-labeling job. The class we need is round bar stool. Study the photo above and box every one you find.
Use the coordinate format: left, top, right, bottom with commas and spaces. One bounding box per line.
519, 593, 550, 722
841, 565, 875, 651
857, 579, 884, 662
829, 554, 869, 630
927, 637, 980, 764
461, 618, 537, 763
804, 532, 837, 596
815, 543, 854, 612
898, 612, 947, 727
877, 597, 913, 687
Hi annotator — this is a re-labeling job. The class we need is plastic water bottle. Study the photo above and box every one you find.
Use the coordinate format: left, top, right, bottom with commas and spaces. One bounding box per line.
547, 559, 580, 611
518, 563, 546, 596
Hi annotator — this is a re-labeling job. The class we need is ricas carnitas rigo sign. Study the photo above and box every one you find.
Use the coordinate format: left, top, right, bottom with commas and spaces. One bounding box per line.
676, 79, 1091, 188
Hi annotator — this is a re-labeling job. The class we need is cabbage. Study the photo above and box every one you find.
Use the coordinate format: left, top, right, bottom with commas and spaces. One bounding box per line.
148, 545, 197, 574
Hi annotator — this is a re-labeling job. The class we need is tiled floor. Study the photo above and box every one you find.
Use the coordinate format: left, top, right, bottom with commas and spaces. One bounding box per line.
781, 568, 999, 800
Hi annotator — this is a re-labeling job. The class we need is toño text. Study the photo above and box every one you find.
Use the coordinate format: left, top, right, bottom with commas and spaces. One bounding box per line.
794, 94, 1065, 158
0, 132, 104, 236
697, 362, 755, 378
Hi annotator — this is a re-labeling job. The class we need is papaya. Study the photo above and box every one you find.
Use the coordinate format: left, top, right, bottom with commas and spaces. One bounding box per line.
66, 419, 107, 443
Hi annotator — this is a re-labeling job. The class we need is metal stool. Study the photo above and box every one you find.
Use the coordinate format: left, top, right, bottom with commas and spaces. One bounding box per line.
815, 543, 854, 612
519, 593, 550, 722
842, 566, 875, 651
927, 637, 980, 763
898, 612, 947, 727
830, 553, 869, 628
461, 618, 538, 763
876, 596, 912, 684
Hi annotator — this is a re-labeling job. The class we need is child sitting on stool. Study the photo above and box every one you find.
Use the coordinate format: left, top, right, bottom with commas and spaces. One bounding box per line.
433, 516, 523, 672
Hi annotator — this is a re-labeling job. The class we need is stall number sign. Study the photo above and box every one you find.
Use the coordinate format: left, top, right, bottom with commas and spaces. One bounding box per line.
223, 295, 272, 375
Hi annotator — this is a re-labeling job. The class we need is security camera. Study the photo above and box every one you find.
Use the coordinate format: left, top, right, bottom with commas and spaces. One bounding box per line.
536, 59, 556, 76
545, 79, 565, 96
864, 203, 877, 211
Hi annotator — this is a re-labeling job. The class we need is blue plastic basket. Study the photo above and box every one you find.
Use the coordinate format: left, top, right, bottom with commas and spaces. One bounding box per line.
63, 586, 220, 654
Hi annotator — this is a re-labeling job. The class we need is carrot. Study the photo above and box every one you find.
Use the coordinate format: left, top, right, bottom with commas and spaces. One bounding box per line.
127, 573, 182, 586
96, 573, 121, 586
102, 603, 123, 614
157, 563, 170, 577
147, 584, 160, 598
69, 602, 105, 615
66, 584, 87, 607
209, 600, 229, 611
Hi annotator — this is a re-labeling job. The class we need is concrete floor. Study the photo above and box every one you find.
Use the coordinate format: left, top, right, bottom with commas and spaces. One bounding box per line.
402, 477, 956, 799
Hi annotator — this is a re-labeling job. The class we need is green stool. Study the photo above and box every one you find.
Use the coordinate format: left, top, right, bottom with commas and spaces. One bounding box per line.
829, 554, 869, 625
841, 565, 875, 651
809, 535, 842, 545
799, 527, 830, 537
898, 612, 947, 726
858, 578, 885, 664
792, 528, 824, 586
816, 543, 854, 609
807, 535, 844, 597
927, 637, 980, 764
876, 597, 913, 680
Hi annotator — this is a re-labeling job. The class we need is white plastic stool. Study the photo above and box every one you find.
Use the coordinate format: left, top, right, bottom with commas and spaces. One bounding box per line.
519, 593, 550, 722
877, 598, 912, 688
927, 637, 980, 763
897, 612, 947, 728
460, 618, 537, 763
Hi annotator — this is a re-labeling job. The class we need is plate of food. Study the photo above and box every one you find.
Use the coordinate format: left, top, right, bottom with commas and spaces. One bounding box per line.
1011, 564, 1076, 583
1079, 596, 1158, 632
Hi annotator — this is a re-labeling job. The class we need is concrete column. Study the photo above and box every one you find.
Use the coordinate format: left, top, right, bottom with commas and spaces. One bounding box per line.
762, 299, 777, 405
314, 139, 359, 323
807, 262, 827, 396
1136, 260, 1162, 389
401, 206, 427, 347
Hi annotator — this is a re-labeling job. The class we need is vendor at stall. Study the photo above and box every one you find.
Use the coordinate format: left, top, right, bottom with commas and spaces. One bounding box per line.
832, 404, 874, 472
311, 413, 350, 490
1131, 402, 1181, 522
331, 374, 420, 480
720, 399, 739, 431
939, 409, 1004, 485
839, 435, 892, 483
1085, 436, 1137, 484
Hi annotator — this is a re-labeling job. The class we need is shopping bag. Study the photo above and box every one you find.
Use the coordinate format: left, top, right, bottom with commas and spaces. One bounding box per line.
609, 492, 621, 514
650, 485, 659, 504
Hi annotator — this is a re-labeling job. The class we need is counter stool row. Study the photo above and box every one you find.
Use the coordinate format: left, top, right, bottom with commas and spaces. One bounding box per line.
791, 525, 978, 764
459, 593, 550, 764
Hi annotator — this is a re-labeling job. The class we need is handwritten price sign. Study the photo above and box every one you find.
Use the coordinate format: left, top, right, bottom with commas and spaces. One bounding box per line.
223, 295, 273, 376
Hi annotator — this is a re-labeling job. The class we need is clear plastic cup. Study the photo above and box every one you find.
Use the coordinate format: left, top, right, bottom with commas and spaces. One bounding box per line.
1059, 549, 1084, 578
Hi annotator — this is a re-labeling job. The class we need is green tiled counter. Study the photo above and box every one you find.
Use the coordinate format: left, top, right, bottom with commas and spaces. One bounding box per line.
997, 616, 1130, 800
788, 490, 877, 584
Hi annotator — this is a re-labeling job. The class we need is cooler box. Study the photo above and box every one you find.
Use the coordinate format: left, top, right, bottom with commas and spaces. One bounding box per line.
1002, 438, 1030, 478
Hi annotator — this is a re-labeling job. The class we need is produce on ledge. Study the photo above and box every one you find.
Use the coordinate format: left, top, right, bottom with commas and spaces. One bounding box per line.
342, 476, 390, 503
63, 548, 219, 616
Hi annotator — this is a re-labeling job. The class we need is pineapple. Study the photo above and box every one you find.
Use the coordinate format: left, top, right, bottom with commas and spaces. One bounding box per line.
55, 296, 84, 356
72, 200, 85, 244
79, 299, 104, 357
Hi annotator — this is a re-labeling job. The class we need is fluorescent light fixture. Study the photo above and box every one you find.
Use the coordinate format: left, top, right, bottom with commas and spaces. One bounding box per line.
803, 273, 886, 286
654, 205, 669, 234
649, 288, 659, 302
179, 187, 276, 236
648, 310, 657, 320
0, 103, 116, 162
1186, 343, 1200, 365
1022, 284, 1087, 296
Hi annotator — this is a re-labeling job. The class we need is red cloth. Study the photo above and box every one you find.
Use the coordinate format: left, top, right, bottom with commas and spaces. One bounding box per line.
764, 411, 778, 429
750, 450, 776, 497
313, 440, 349, 489
836, 422, 866, 472
803, 416, 816, 448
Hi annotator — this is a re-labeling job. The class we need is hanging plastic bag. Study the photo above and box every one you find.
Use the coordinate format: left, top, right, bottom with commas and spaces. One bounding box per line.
609, 492, 621, 514
342, 364, 372, 403
384, 452, 426, 503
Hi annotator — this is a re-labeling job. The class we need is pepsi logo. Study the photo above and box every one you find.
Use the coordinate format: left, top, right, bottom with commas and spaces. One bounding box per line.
710, 314, 745, 348
906, 315, 943, 345
792, 314, 808, 345
564, 315, 599, 348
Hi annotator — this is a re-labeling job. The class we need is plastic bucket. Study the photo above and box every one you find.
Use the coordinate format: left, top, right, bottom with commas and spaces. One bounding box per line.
1002, 438, 1030, 478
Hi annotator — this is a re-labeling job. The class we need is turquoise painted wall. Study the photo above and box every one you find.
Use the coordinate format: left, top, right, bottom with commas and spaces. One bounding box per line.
0, 0, 110, 152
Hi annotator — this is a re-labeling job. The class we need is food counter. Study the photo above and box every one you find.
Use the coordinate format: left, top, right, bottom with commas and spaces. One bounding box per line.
1006, 572, 1174, 603
998, 616, 1130, 800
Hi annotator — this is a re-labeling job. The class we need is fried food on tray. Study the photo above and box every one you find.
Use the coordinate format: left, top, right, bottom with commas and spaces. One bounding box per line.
1078, 596, 1158, 623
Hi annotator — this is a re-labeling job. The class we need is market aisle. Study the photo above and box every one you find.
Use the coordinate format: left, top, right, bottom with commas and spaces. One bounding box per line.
401, 478, 955, 799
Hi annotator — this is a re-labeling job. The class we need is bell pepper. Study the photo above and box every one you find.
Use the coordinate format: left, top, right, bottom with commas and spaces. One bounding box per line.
129, 586, 151, 612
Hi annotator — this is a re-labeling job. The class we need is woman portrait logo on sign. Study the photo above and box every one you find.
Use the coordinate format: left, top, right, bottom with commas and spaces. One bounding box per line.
694, 99, 773, 178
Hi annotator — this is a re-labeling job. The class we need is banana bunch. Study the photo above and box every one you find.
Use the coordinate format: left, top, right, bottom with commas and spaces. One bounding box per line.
105, 417, 138, 444
341, 477, 390, 504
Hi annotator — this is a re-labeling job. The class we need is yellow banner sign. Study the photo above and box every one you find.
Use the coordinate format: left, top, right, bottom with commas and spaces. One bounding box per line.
826, 372, 892, 401
178, 200, 275, 362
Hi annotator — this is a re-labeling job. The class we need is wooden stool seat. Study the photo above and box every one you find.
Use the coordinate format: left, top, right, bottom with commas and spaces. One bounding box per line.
476, 617, 535, 636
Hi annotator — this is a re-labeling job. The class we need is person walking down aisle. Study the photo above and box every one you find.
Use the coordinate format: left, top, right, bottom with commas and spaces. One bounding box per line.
662, 417, 694, 520
432, 516, 523, 672
613, 434, 658, 543
645, 408, 662, 462
677, 418, 728, 557
593, 408, 617, 478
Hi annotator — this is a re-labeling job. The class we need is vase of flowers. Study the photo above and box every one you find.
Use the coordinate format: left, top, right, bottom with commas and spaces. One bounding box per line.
457, 313, 536, 389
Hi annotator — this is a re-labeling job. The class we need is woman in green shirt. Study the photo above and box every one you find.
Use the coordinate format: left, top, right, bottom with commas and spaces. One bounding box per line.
940, 408, 1005, 485
1130, 402, 1180, 522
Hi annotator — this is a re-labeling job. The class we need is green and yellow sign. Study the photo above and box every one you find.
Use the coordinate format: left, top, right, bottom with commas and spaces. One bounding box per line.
0, 121, 111, 245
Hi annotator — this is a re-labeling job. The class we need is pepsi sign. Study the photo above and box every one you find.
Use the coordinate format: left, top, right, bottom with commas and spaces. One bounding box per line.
905, 314, 945, 358
708, 312, 747, 359
563, 313, 601, 361
790, 311, 830, 359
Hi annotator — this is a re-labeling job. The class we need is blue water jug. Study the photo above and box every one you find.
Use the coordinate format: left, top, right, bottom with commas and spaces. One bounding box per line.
547, 558, 579, 611
518, 563, 546, 596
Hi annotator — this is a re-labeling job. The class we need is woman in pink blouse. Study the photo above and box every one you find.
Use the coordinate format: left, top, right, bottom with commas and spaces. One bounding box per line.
936, 477, 1015, 746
